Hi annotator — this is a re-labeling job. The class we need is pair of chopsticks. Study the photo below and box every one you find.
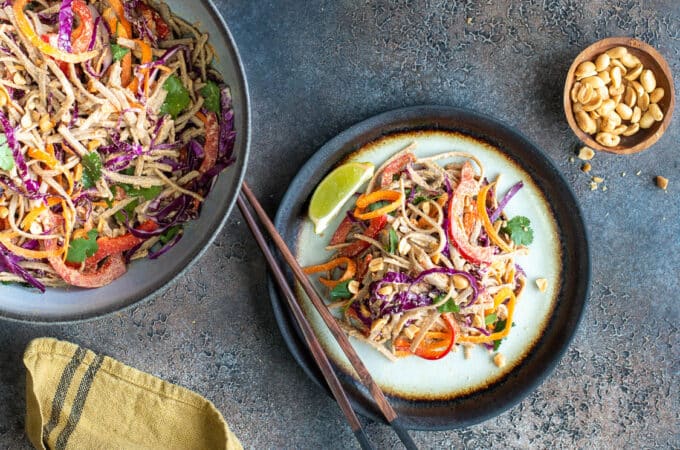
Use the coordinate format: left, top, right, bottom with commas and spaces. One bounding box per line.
237, 181, 418, 450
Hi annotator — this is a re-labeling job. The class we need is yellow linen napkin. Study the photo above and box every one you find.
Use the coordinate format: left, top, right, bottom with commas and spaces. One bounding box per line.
24, 337, 242, 450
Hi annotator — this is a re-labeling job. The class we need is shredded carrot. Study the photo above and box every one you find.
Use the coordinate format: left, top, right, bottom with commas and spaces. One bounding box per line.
195, 111, 207, 123
107, 0, 132, 37
21, 205, 47, 231
134, 39, 153, 96
28, 147, 58, 169
303, 257, 357, 288
74, 163, 82, 182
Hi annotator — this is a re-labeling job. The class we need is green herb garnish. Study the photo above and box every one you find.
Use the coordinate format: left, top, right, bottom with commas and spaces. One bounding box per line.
110, 43, 130, 62
81, 152, 102, 189
159, 75, 190, 119
386, 228, 398, 254
437, 295, 460, 313
66, 229, 99, 263
485, 313, 497, 325
199, 80, 221, 114
501, 216, 534, 246
0, 134, 14, 171
330, 280, 353, 300
159, 225, 182, 244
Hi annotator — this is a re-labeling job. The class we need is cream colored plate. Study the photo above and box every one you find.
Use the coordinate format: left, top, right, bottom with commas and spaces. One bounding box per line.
295, 130, 561, 399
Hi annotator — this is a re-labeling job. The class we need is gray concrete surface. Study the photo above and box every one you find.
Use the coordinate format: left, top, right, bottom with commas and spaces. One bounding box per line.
2, 0, 679, 448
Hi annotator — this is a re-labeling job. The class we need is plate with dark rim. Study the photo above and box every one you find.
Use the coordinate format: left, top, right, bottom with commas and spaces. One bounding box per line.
269, 105, 589, 430
0, 0, 250, 323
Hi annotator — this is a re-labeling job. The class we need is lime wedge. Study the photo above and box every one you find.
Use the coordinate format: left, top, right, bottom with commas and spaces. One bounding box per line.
308, 162, 374, 234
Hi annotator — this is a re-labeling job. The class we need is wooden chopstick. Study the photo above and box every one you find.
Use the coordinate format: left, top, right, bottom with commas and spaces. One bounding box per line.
237, 192, 374, 450
239, 182, 418, 450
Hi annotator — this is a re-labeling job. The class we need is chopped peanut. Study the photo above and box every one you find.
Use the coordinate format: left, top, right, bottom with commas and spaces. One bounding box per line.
581, 162, 592, 173
535, 278, 548, 293
493, 353, 506, 368
655, 175, 669, 190
577, 146, 595, 160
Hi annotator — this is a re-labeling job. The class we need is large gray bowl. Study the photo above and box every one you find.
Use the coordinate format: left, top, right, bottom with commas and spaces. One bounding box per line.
0, 0, 250, 323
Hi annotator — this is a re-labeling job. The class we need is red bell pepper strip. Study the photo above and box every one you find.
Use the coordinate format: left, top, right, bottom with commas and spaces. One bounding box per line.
380, 153, 416, 188
70, 0, 94, 53
138, 3, 171, 40
338, 215, 387, 257
329, 216, 353, 246
84, 220, 157, 269
394, 313, 456, 360
199, 112, 219, 174
354, 253, 373, 281
446, 162, 495, 264
42, 214, 127, 288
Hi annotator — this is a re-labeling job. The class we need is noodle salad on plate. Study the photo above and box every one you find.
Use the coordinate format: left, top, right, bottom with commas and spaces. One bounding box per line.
304, 144, 533, 362
0, 0, 235, 291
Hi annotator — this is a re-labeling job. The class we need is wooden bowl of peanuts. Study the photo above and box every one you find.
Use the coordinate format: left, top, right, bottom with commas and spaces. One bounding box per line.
564, 37, 675, 154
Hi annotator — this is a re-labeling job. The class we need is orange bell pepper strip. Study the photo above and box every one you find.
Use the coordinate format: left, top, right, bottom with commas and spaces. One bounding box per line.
13, 0, 97, 63
134, 39, 153, 96
457, 288, 516, 343
303, 256, 356, 289
106, 0, 132, 38
394, 314, 455, 360
477, 182, 512, 253
352, 190, 403, 221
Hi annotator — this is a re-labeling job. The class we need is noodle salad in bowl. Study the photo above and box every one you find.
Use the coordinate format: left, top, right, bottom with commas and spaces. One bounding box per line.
0, 0, 235, 291
304, 144, 534, 362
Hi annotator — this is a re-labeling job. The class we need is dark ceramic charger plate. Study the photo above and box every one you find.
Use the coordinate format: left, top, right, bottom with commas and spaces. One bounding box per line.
0, 0, 250, 323
269, 105, 590, 430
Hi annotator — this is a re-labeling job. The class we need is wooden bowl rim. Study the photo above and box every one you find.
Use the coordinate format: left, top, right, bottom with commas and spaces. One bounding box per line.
563, 37, 675, 155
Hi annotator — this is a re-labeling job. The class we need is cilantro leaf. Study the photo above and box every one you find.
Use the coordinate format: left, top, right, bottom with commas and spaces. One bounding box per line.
485, 313, 497, 325
330, 280, 353, 300
437, 295, 460, 313
118, 183, 162, 201
501, 216, 534, 246
386, 227, 398, 254
0, 133, 14, 171
81, 152, 102, 189
110, 43, 130, 62
66, 230, 99, 263
199, 80, 221, 114
114, 198, 138, 224
160, 75, 190, 119
493, 339, 502, 351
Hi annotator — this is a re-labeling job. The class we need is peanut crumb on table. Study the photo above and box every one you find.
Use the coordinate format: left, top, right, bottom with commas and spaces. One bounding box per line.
656, 175, 669, 190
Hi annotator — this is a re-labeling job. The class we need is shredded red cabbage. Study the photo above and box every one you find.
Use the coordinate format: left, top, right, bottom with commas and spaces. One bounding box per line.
57, 0, 73, 53
0, 111, 38, 193
0, 243, 45, 292
0, 175, 45, 201
148, 231, 182, 259
489, 181, 523, 223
